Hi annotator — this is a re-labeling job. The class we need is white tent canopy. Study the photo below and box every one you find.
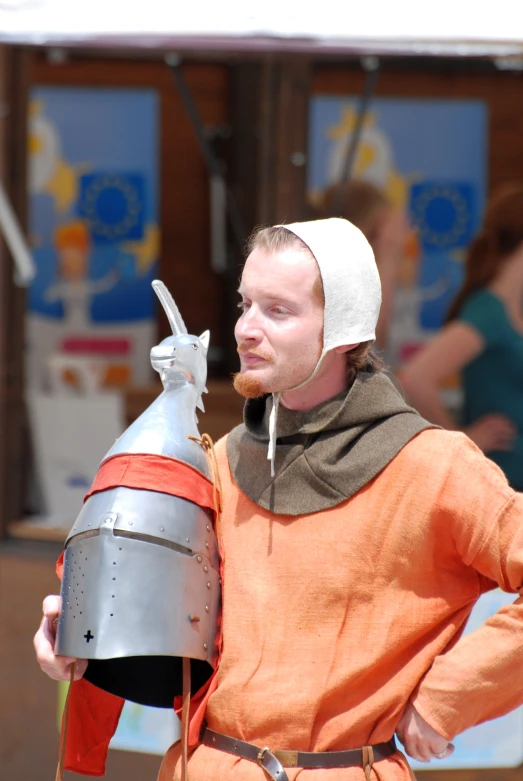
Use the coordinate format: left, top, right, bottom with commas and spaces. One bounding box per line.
1, 0, 523, 58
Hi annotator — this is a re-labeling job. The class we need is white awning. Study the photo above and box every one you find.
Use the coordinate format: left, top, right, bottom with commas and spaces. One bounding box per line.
0, 0, 522, 58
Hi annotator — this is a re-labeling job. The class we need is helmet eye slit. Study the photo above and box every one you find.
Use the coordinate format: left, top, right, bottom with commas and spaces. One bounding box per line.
66, 527, 194, 557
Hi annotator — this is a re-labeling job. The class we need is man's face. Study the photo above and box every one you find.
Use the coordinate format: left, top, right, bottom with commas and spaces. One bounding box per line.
234, 246, 324, 398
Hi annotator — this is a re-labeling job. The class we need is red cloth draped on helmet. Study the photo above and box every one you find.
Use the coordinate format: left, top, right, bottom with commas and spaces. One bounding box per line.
85, 452, 216, 515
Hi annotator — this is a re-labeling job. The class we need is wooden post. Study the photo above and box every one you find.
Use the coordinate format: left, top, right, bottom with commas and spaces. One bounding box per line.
225, 56, 311, 371
230, 55, 311, 230
255, 56, 311, 226
0, 46, 31, 538
272, 57, 311, 224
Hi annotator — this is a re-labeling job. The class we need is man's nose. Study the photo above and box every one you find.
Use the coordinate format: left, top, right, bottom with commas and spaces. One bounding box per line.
235, 306, 263, 343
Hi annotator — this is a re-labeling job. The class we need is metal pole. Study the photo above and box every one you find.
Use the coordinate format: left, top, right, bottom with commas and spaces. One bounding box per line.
165, 54, 247, 255
333, 56, 380, 215
0, 180, 36, 287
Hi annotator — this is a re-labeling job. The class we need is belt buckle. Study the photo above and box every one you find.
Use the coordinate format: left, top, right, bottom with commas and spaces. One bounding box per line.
257, 746, 271, 766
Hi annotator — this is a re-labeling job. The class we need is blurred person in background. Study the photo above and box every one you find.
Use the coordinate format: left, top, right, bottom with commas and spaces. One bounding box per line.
400, 183, 523, 491
44, 220, 119, 332
317, 180, 414, 353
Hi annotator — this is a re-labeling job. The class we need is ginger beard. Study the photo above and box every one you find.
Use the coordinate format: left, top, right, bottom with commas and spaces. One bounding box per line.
233, 338, 323, 399
232, 369, 265, 398
233, 346, 273, 398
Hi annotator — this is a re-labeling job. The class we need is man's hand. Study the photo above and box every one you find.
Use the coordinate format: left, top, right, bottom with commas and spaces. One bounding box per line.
33, 595, 88, 682
396, 703, 454, 763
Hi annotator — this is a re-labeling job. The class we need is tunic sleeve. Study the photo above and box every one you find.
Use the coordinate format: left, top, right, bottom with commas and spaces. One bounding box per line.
412, 434, 523, 740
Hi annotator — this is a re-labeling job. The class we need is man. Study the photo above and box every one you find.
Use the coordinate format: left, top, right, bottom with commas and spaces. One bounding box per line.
35, 218, 523, 781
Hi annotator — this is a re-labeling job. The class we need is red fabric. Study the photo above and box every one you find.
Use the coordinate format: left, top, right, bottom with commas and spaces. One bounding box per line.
56, 550, 64, 579
62, 680, 124, 776
174, 669, 220, 746
84, 452, 216, 515
61, 337, 131, 355
55, 451, 221, 774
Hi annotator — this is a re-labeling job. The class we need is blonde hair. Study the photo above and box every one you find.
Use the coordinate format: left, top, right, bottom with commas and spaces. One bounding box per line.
247, 224, 311, 257
247, 225, 324, 304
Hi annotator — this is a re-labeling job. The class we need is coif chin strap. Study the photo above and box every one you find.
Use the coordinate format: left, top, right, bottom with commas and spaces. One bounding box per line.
55, 662, 75, 781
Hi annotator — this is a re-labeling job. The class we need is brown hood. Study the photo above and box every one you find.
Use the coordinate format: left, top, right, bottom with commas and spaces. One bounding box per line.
226, 371, 435, 515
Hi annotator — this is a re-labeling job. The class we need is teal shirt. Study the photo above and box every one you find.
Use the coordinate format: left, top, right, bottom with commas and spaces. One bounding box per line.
458, 289, 523, 490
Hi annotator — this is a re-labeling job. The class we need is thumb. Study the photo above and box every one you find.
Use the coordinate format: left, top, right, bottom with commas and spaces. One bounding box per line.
434, 743, 455, 760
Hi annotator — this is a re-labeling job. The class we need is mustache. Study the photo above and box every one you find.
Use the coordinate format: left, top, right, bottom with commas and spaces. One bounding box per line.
237, 344, 274, 363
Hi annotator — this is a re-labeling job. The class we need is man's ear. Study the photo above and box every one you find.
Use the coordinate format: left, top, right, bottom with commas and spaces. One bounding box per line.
334, 342, 360, 354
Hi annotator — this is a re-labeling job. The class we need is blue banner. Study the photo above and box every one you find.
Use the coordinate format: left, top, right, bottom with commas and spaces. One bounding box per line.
27, 87, 160, 387
308, 97, 487, 367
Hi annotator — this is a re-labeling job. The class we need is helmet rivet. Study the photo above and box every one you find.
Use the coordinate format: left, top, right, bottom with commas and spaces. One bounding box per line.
129, 521, 133, 526
206, 525, 210, 532
197, 555, 202, 563
205, 605, 209, 612
205, 542, 209, 548
204, 566, 208, 572
186, 538, 190, 542
203, 643, 208, 650
207, 582, 211, 589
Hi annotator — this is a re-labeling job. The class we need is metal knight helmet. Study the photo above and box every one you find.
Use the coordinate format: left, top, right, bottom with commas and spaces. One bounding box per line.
55, 280, 221, 707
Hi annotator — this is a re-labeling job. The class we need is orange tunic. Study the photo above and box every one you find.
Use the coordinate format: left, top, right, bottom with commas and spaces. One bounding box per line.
159, 429, 523, 781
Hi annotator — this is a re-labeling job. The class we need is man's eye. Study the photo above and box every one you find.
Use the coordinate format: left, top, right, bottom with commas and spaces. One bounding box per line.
272, 307, 288, 315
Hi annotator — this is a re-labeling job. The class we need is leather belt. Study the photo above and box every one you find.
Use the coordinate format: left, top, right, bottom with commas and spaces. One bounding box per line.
201, 727, 397, 781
